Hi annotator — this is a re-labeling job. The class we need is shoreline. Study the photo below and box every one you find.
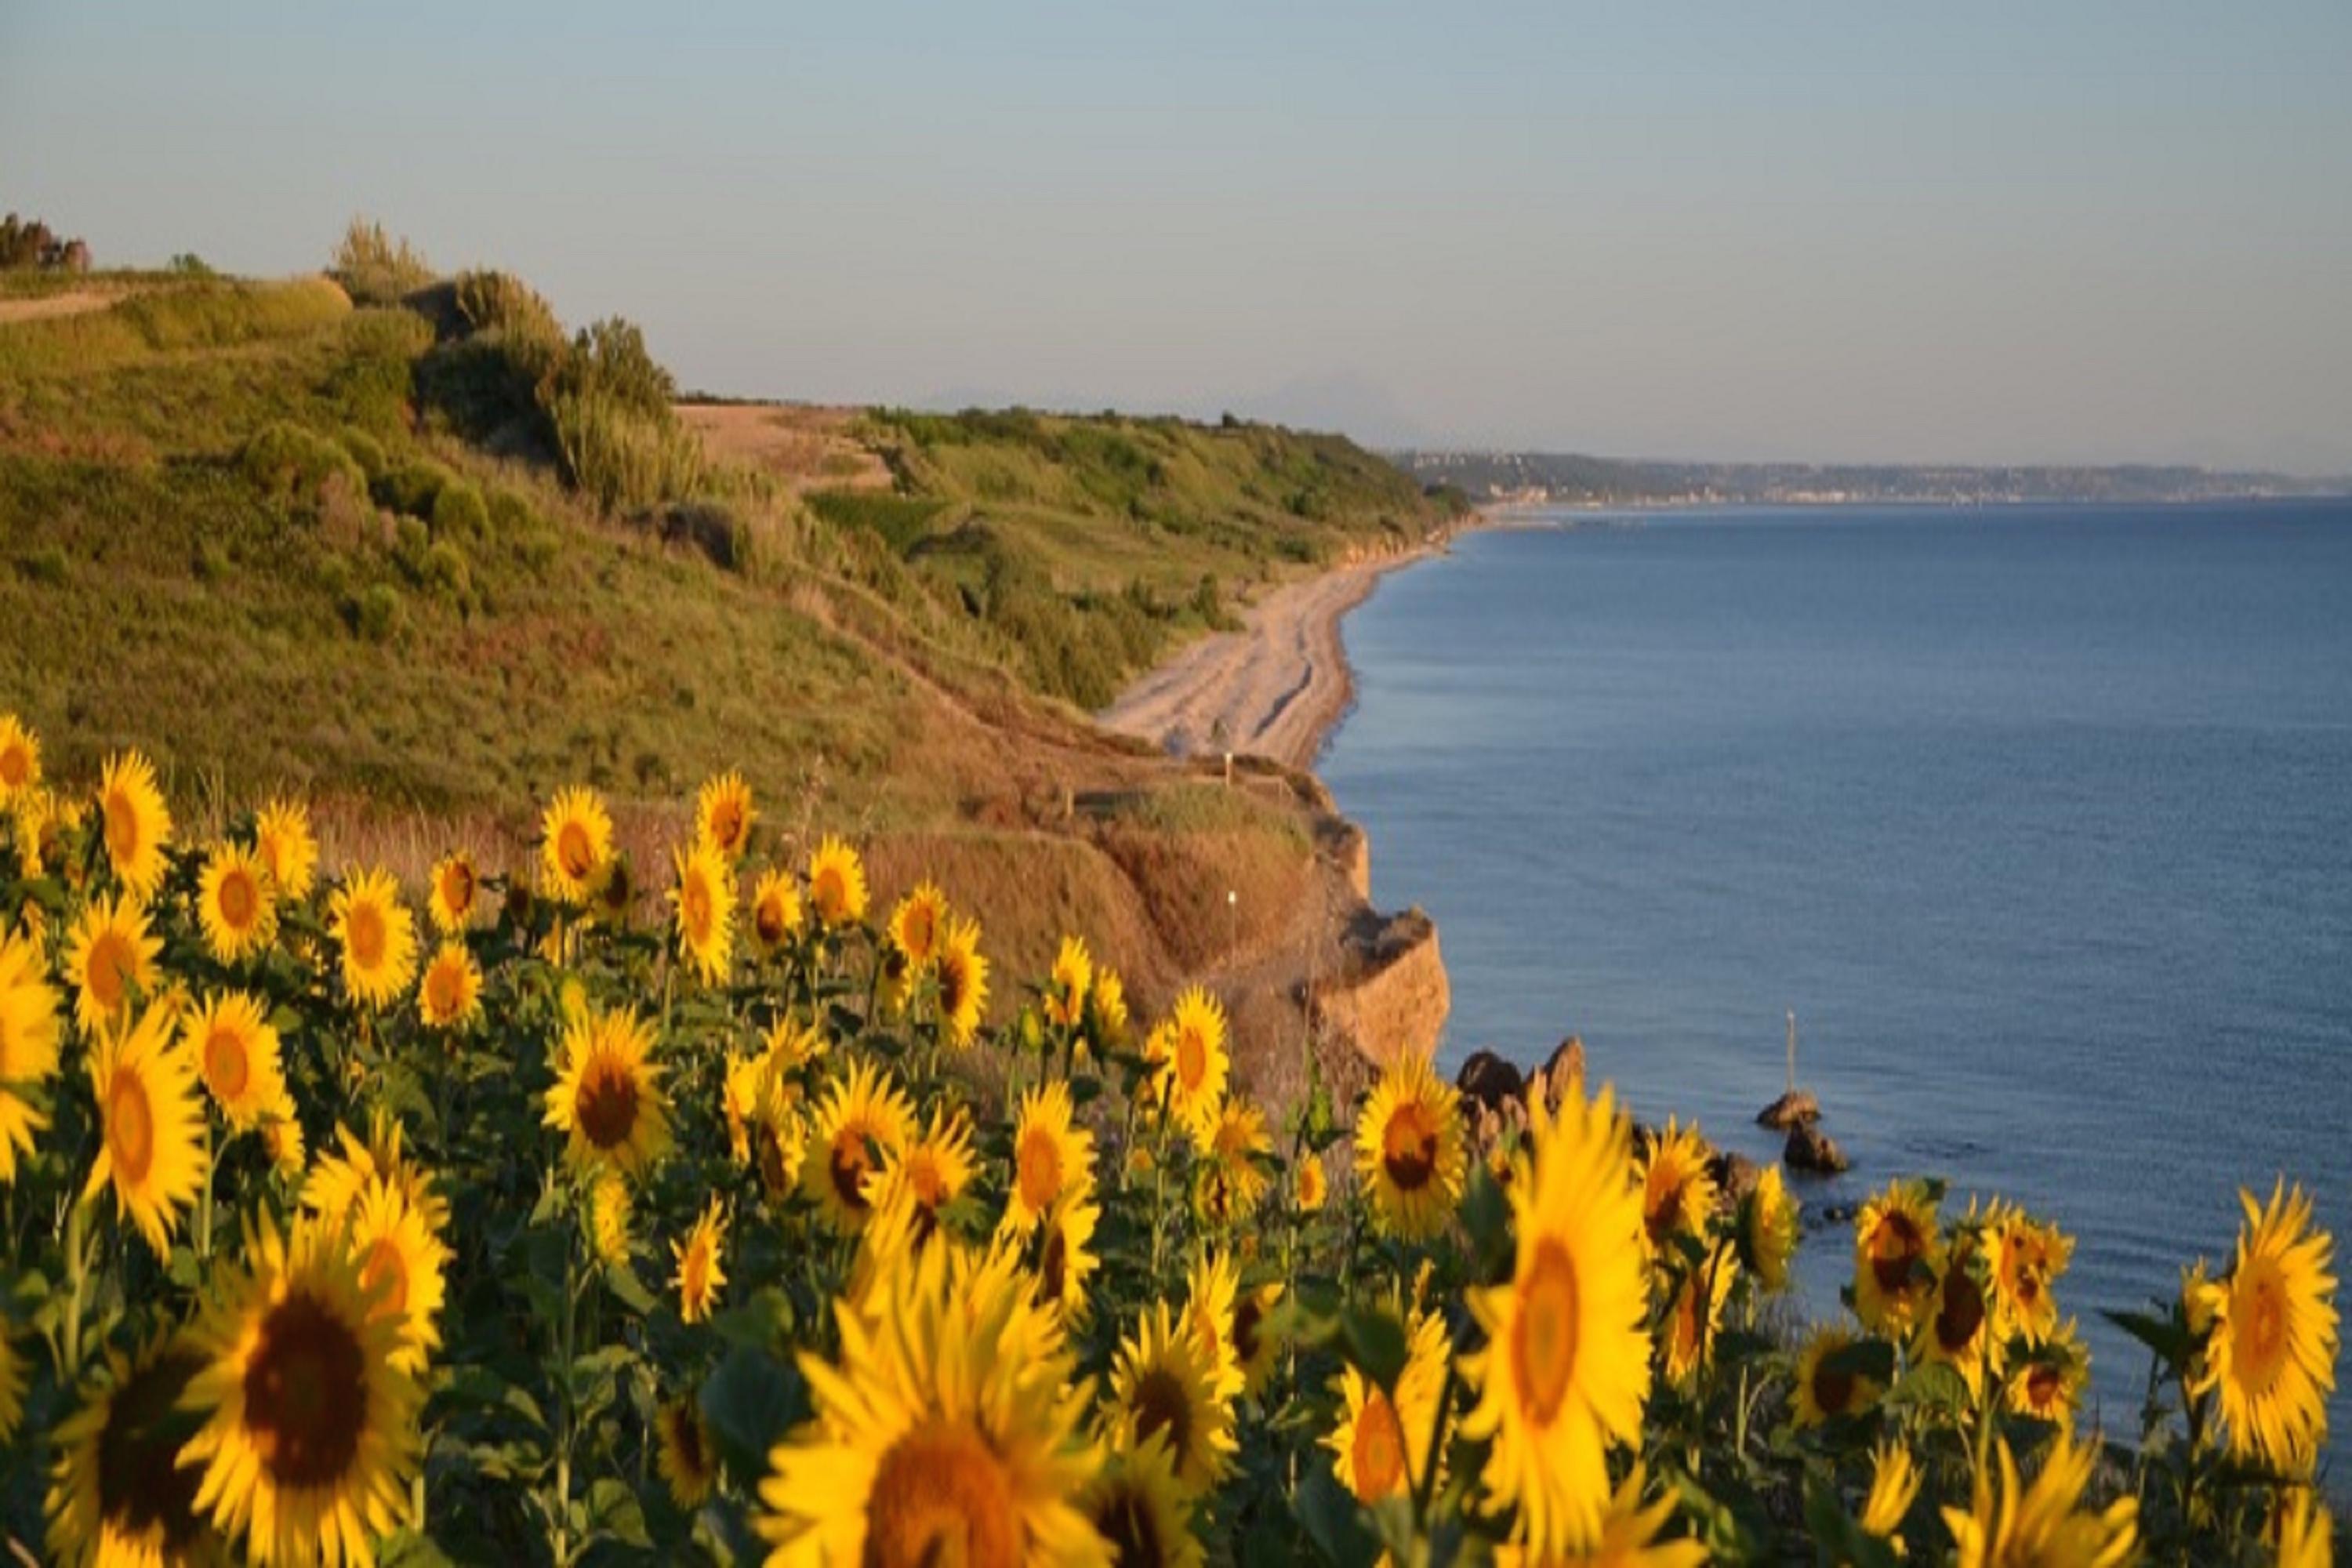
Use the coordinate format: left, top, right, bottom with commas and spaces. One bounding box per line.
1097, 518, 1480, 768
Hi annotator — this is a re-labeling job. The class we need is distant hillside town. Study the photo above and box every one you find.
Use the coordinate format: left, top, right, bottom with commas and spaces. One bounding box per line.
1395, 448, 2350, 507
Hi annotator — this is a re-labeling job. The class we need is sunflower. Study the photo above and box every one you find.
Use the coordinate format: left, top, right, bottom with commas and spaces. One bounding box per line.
1941, 1432, 2137, 1568
725, 1049, 775, 1165
1295, 1151, 1327, 1214
884, 1106, 978, 1227
1110, 1301, 1238, 1497
589, 1171, 634, 1268
1636, 1119, 1717, 1264
1033, 1192, 1102, 1325
1327, 1305, 1452, 1505
1083, 1437, 1202, 1568
0, 929, 63, 1183
0, 1330, 20, 1443
253, 797, 319, 902
198, 840, 278, 963
426, 851, 479, 935
2005, 1318, 2090, 1426
1915, 1217, 1998, 1399
757, 1234, 1102, 1565
695, 769, 758, 860
1853, 1178, 1942, 1335
97, 750, 172, 898
1044, 935, 1092, 1031
2274, 1490, 2334, 1568
887, 880, 950, 972
1460, 1084, 1653, 1555
1006, 1079, 1095, 1234
44, 1331, 223, 1568
1491, 1463, 1706, 1568
1196, 1096, 1273, 1224
181, 1211, 425, 1568
764, 1012, 828, 1076
1353, 1056, 1467, 1243
64, 891, 160, 1033
657, 1396, 720, 1508
674, 1197, 729, 1324
1989, 1205, 2075, 1348
2189, 1179, 2339, 1468
1180, 1250, 1247, 1395
328, 866, 419, 1011
748, 867, 804, 957
0, 713, 41, 807
1661, 1250, 1738, 1387
806, 835, 868, 930
1860, 1440, 1921, 1552
12, 786, 67, 877
84, 1000, 205, 1257
803, 1058, 914, 1235
539, 785, 613, 905
417, 942, 484, 1032
302, 1112, 450, 1236
187, 989, 289, 1130
260, 1112, 306, 1180
935, 915, 989, 1049
349, 1175, 449, 1372
589, 854, 636, 929
1791, 1326, 1883, 1428
1740, 1162, 1799, 1293
543, 1004, 672, 1178
1085, 967, 1129, 1056
670, 837, 737, 985
1149, 987, 1229, 1137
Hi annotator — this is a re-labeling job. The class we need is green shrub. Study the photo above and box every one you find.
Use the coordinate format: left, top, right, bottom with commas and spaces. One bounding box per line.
241, 422, 368, 508
332, 309, 430, 434
554, 318, 674, 421
192, 538, 231, 582
375, 459, 448, 520
332, 218, 434, 306
422, 539, 471, 601
16, 546, 69, 586
431, 481, 488, 541
339, 426, 388, 481
392, 516, 431, 579
486, 488, 536, 536
452, 270, 561, 347
804, 490, 947, 554
550, 390, 703, 514
352, 581, 405, 641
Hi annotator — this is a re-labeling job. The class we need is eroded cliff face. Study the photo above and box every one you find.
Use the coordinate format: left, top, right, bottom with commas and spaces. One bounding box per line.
1307, 906, 1450, 1074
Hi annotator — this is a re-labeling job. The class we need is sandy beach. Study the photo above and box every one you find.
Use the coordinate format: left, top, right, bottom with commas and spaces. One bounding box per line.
1096, 543, 1442, 768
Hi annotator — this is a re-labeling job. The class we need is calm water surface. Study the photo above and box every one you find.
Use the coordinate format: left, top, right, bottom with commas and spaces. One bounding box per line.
1320, 501, 2352, 1429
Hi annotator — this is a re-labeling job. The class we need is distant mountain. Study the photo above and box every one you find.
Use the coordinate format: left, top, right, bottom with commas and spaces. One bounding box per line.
1396, 450, 2352, 506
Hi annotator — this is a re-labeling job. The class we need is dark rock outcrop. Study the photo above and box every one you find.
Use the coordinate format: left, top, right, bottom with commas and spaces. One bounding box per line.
1784, 1121, 1849, 1174
1455, 1049, 1524, 1114
1755, 1090, 1820, 1130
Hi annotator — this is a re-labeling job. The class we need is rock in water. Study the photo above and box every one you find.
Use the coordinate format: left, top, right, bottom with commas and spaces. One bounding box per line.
1756, 1089, 1821, 1130
1455, 1050, 1524, 1114
1784, 1121, 1849, 1174
1528, 1036, 1587, 1113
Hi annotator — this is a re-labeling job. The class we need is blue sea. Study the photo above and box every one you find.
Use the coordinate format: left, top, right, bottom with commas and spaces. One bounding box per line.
1319, 500, 2352, 1433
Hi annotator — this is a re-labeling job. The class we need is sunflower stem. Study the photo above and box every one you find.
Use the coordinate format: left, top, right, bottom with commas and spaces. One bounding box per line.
198, 1109, 213, 1260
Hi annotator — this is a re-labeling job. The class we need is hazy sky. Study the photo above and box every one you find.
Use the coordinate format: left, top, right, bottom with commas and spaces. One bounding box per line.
8, 2, 2350, 471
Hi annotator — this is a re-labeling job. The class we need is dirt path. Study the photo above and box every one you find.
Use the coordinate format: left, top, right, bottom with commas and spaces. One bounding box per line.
1097, 547, 1436, 768
0, 289, 117, 326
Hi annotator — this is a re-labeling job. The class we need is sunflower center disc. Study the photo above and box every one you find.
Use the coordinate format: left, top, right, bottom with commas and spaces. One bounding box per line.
1233, 1296, 1264, 1367
865, 1419, 1021, 1568
1016, 1130, 1062, 1214
1381, 1105, 1439, 1192
96, 1349, 207, 1545
1869, 1214, 1922, 1297
577, 1059, 641, 1150
757, 900, 786, 946
1176, 1029, 1207, 1092
1132, 1368, 1195, 1473
107, 1067, 156, 1184
557, 823, 595, 880
1936, 1266, 1987, 1355
2025, 1363, 2062, 1410
2238, 1267, 2290, 1391
89, 931, 132, 1013
104, 791, 139, 863
427, 963, 462, 1017
205, 1025, 250, 1101
1038, 1227, 1069, 1303
1091, 1486, 1163, 1568
220, 871, 256, 928
1814, 1360, 1856, 1416
1350, 1389, 1408, 1501
246, 1292, 368, 1489
829, 1134, 873, 1213
1513, 1236, 1582, 1427
347, 903, 386, 969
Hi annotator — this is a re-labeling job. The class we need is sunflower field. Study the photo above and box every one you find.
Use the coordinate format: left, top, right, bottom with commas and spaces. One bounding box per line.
0, 713, 2338, 1565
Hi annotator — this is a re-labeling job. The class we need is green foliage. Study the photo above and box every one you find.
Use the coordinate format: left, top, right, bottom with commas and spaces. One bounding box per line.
240, 421, 367, 510
556, 318, 676, 421
376, 458, 451, 521
340, 425, 389, 481
432, 480, 490, 542
333, 308, 431, 434
354, 579, 405, 641
0, 278, 350, 378
422, 539, 473, 602
452, 268, 562, 347
332, 216, 435, 305
550, 390, 704, 516
803, 489, 948, 554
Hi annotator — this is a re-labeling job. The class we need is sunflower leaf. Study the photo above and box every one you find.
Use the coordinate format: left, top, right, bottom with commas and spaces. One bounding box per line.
701, 1343, 804, 1483
2101, 1307, 2189, 1368
1294, 1465, 1383, 1566
1338, 1304, 1410, 1390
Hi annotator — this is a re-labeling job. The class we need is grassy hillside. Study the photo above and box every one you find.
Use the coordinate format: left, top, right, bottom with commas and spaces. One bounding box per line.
0, 249, 1449, 1071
